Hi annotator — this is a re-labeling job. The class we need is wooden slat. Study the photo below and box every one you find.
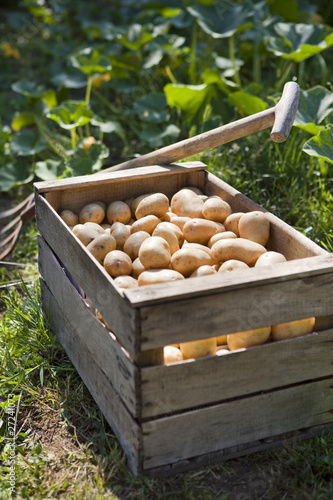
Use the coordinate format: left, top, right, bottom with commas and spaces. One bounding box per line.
142, 377, 333, 469
140, 329, 333, 418
38, 235, 140, 417
40, 280, 142, 476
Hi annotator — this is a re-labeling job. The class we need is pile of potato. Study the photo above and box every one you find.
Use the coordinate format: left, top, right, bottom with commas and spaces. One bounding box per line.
59, 187, 315, 363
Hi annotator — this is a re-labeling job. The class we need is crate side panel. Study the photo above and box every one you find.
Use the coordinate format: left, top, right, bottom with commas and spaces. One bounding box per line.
35, 195, 139, 357
40, 280, 142, 476
142, 377, 333, 470
38, 235, 140, 418
141, 329, 333, 418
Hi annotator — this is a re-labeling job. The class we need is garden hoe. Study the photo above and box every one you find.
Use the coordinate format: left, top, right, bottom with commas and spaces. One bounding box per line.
0, 81, 299, 261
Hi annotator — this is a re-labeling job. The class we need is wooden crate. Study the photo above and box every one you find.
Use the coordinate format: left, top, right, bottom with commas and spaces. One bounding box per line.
34, 162, 333, 477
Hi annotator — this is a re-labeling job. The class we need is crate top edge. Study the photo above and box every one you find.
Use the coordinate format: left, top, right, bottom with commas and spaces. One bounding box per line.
33, 161, 207, 194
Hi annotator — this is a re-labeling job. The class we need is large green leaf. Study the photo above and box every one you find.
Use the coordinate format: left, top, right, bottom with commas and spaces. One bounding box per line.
133, 93, 169, 123
294, 86, 333, 135
91, 117, 126, 142
140, 124, 180, 149
164, 83, 212, 124
229, 91, 268, 115
116, 24, 154, 51
0, 161, 34, 192
265, 22, 333, 62
10, 129, 48, 156
51, 62, 87, 89
34, 159, 67, 181
11, 112, 36, 132
68, 141, 109, 175
47, 101, 93, 130
303, 125, 333, 165
11, 80, 46, 98
70, 47, 112, 75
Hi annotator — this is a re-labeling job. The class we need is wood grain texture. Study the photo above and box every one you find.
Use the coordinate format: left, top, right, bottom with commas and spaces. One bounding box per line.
40, 279, 142, 476
140, 329, 333, 418
142, 377, 333, 469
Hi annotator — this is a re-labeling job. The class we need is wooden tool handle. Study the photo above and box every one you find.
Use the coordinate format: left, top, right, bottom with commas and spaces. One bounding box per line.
104, 82, 299, 173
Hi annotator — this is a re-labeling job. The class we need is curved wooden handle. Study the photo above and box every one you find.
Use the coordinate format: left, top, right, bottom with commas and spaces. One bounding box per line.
103, 82, 300, 173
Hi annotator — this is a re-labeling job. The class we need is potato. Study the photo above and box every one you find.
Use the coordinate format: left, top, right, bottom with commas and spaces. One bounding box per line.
227, 326, 271, 350
79, 202, 105, 224
182, 242, 212, 257
208, 231, 237, 248
238, 211, 270, 246
255, 251, 287, 267
73, 222, 105, 246
271, 317, 315, 341
160, 211, 173, 222
190, 265, 216, 278
138, 268, 185, 286
104, 250, 132, 277
216, 334, 228, 345
218, 259, 249, 273
211, 238, 266, 266
131, 215, 160, 235
183, 186, 204, 195
170, 189, 204, 218
60, 209, 79, 226
223, 212, 244, 236
138, 236, 171, 269
171, 248, 212, 277
113, 275, 138, 289
183, 218, 221, 245
131, 257, 146, 279
106, 201, 131, 225
110, 222, 130, 250
86, 233, 116, 264
169, 215, 191, 230
131, 193, 154, 216
135, 193, 169, 219
155, 221, 184, 247
180, 337, 217, 359
123, 231, 151, 261
152, 224, 180, 255
163, 345, 184, 364
203, 197, 232, 223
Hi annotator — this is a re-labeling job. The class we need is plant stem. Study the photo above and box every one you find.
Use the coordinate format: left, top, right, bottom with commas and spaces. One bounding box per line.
229, 34, 241, 87
70, 128, 77, 150
85, 75, 93, 106
165, 65, 177, 84
276, 61, 294, 91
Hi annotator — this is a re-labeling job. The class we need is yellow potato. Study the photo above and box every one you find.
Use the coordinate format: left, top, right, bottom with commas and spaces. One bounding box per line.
182, 242, 212, 257
106, 201, 131, 225
190, 265, 216, 278
113, 275, 138, 289
208, 231, 237, 248
238, 211, 270, 246
180, 337, 217, 359
202, 197, 232, 223
138, 268, 185, 286
86, 233, 116, 264
163, 346, 184, 364
135, 193, 169, 219
183, 218, 220, 245
131, 193, 154, 216
160, 211, 173, 222
170, 189, 204, 218
155, 221, 184, 246
211, 238, 266, 266
223, 212, 244, 236
72, 222, 105, 246
79, 202, 105, 224
130, 215, 160, 235
218, 259, 249, 273
152, 224, 180, 255
227, 326, 271, 350
131, 257, 146, 279
169, 215, 191, 230
183, 185, 204, 195
138, 236, 171, 269
60, 209, 79, 226
255, 251, 287, 267
171, 248, 212, 277
110, 222, 130, 250
104, 250, 132, 277
123, 231, 151, 261
271, 317, 315, 341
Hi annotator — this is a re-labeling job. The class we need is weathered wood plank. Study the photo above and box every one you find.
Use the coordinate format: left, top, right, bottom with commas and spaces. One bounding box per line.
40, 279, 142, 476
38, 235, 140, 417
142, 377, 333, 469
140, 329, 333, 418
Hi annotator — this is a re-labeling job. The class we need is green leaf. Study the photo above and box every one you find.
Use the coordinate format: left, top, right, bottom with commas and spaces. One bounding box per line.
140, 124, 180, 149
68, 141, 109, 175
0, 161, 34, 192
11, 80, 45, 98
34, 159, 66, 181
133, 93, 169, 123
294, 86, 333, 135
42, 89, 57, 110
265, 23, 333, 62
10, 129, 48, 156
70, 47, 112, 75
116, 24, 154, 51
229, 91, 268, 115
202, 69, 237, 94
164, 83, 212, 124
51, 62, 88, 89
303, 125, 333, 165
91, 117, 126, 142
11, 112, 36, 132
47, 101, 93, 130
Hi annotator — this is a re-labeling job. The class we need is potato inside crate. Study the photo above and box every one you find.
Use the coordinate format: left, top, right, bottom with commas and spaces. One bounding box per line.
35, 162, 333, 476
